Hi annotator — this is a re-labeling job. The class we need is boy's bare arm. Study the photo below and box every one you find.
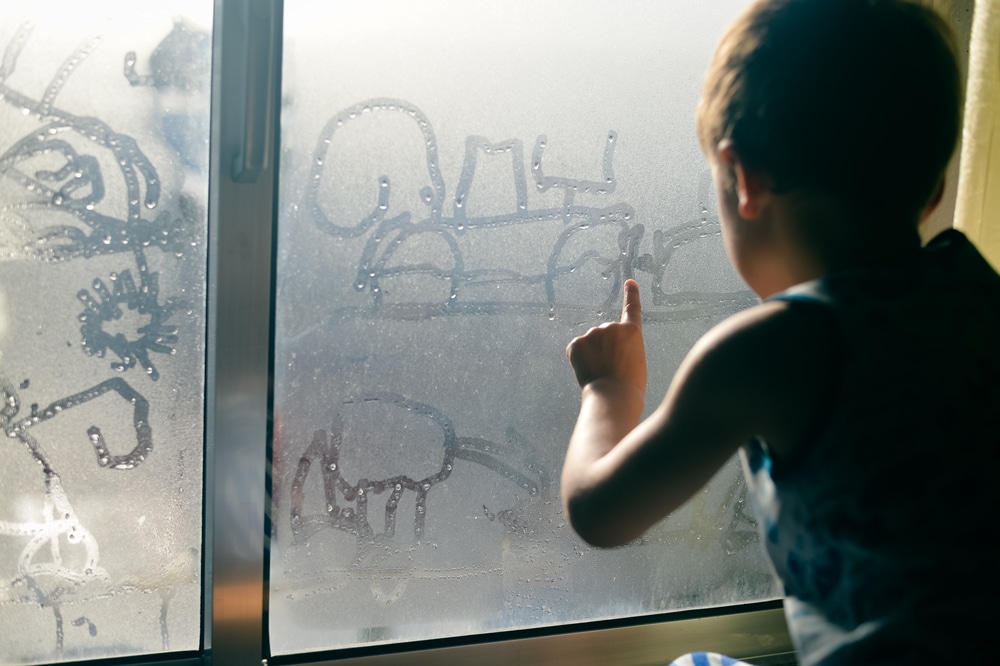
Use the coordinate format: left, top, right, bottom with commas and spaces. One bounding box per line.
561, 280, 834, 548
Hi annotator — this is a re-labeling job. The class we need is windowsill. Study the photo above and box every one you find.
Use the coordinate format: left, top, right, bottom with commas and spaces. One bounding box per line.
269, 601, 796, 666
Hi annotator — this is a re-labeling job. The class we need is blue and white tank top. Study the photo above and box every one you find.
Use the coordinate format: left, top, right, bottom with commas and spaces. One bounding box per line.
741, 229, 1000, 665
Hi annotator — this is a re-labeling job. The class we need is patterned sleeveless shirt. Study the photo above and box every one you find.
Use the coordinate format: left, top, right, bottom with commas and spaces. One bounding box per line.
741, 229, 1000, 665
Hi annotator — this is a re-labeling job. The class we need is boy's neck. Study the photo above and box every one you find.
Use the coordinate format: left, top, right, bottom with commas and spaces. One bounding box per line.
809, 220, 922, 273
767, 194, 923, 295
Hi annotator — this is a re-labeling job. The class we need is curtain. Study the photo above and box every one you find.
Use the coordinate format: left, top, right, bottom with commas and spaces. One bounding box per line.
955, 0, 1000, 268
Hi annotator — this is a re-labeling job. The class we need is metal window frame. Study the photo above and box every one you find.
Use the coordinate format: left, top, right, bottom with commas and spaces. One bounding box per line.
200, 3, 793, 664
204, 0, 282, 664
197, 0, 967, 665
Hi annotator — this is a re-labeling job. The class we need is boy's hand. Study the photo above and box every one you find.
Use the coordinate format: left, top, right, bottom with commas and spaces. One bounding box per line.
566, 279, 647, 393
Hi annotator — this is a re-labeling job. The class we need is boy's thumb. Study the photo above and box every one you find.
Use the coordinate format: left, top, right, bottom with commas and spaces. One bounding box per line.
620, 279, 642, 326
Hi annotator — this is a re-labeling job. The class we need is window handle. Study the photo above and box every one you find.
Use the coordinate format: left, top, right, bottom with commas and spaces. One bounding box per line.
231, 0, 277, 183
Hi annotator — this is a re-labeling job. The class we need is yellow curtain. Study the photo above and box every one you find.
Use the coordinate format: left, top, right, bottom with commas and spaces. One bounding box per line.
955, 0, 1000, 268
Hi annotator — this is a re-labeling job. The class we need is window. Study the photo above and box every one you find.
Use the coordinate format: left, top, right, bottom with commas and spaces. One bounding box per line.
269, 0, 778, 657
13, 0, 982, 664
0, 2, 210, 662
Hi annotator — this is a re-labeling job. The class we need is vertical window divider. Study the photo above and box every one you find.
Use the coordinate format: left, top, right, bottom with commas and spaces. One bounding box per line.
204, 0, 283, 664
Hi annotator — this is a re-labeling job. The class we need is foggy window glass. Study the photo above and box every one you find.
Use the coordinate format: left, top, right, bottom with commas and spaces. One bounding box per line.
0, 2, 210, 662
271, 0, 777, 655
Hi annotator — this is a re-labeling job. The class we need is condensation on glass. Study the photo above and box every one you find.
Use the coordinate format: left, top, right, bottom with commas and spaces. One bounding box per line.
0, 2, 210, 662
270, 0, 776, 656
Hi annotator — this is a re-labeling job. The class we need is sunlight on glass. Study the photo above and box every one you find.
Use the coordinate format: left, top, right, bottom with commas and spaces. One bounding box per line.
0, 1, 211, 662
270, 0, 770, 656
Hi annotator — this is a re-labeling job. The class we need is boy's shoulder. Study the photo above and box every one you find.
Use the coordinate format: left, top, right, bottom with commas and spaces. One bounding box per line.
688, 298, 838, 460
693, 296, 835, 370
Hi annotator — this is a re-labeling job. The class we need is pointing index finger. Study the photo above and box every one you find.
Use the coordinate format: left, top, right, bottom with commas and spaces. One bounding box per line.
620, 279, 642, 327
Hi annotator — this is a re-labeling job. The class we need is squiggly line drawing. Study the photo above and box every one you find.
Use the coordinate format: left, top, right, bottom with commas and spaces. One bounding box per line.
0, 23, 191, 263
0, 377, 154, 655
290, 393, 547, 545
304, 98, 755, 323
120, 546, 199, 651
3, 378, 153, 472
1, 384, 109, 655
1, 24, 189, 379
78, 261, 179, 381
0, 471, 106, 585
1, 21, 202, 657
306, 99, 642, 316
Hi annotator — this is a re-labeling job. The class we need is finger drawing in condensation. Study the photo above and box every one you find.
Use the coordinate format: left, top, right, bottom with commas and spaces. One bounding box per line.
287, 394, 549, 606
304, 98, 756, 323
1, 23, 199, 656
281, 99, 760, 609
77, 261, 179, 381
291, 393, 548, 544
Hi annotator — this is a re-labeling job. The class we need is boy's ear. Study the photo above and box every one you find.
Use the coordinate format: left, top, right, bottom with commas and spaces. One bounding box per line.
717, 140, 772, 220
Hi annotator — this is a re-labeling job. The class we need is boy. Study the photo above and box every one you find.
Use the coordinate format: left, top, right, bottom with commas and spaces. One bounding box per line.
561, 1, 999, 664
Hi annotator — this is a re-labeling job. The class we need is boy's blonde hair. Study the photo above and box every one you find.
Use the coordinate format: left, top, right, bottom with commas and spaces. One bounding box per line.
696, 0, 961, 221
